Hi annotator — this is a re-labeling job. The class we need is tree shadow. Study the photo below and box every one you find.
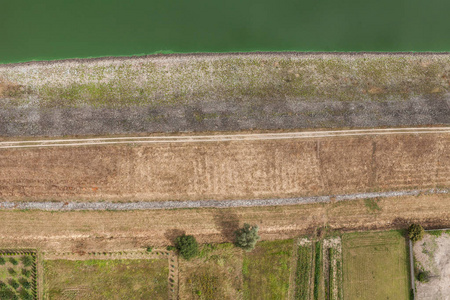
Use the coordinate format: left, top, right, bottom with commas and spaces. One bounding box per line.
213, 210, 240, 242
164, 229, 186, 245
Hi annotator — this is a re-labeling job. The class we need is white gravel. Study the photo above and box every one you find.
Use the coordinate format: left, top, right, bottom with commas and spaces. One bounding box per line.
0, 188, 446, 211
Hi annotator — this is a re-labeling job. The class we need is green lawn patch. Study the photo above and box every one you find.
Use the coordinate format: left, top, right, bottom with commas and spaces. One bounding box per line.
243, 239, 293, 300
44, 259, 168, 300
294, 244, 312, 300
313, 241, 323, 300
342, 230, 410, 300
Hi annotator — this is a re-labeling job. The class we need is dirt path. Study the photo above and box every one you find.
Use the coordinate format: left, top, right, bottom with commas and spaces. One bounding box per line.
0, 127, 448, 149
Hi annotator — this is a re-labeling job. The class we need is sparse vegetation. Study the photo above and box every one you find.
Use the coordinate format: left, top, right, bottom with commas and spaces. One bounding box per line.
409, 224, 425, 242
175, 234, 199, 260
235, 224, 260, 252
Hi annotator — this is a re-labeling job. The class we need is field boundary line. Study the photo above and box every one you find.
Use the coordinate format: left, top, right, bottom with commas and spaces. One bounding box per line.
0, 188, 447, 211
0, 127, 448, 149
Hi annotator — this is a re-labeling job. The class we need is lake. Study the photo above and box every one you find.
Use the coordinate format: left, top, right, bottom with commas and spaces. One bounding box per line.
1, 0, 449, 63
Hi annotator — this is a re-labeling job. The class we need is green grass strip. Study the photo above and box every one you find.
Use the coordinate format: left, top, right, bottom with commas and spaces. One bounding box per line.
313, 241, 323, 300
328, 248, 334, 300
294, 245, 312, 300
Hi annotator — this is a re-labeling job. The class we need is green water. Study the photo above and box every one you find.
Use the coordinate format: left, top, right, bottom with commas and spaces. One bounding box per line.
1, 0, 449, 63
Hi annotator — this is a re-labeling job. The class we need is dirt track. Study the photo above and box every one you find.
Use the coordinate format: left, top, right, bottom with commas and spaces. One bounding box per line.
0, 193, 447, 253
0, 129, 448, 202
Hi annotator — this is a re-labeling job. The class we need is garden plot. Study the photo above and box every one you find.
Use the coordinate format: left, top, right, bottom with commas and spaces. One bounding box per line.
294, 239, 313, 300
0, 250, 36, 300
322, 238, 343, 300
413, 231, 450, 300
342, 231, 410, 300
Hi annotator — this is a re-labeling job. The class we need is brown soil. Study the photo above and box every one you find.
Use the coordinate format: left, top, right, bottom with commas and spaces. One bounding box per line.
0, 193, 448, 253
0, 133, 448, 201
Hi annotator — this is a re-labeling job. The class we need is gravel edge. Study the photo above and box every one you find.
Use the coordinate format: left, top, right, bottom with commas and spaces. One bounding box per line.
0, 189, 447, 211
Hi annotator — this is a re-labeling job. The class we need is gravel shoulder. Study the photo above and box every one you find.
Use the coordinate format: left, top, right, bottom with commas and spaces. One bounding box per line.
1, 53, 449, 137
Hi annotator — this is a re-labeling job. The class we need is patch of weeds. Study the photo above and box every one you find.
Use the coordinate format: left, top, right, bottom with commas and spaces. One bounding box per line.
364, 198, 382, 212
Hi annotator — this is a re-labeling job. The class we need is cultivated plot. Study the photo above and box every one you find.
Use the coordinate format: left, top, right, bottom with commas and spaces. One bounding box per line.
0, 250, 37, 300
342, 231, 410, 300
43, 259, 168, 300
0, 133, 448, 202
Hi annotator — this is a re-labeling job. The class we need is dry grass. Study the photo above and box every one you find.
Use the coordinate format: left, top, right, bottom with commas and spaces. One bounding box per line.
0, 193, 447, 253
0, 133, 448, 202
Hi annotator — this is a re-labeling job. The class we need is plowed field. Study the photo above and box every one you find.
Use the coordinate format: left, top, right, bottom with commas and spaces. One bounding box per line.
0, 133, 448, 201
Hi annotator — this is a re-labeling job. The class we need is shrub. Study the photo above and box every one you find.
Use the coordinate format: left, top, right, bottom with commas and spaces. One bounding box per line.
146, 247, 153, 252
21, 268, 31, 277
234, 223, 260, 252
9, 257, 18, 265
167, 246, 176, 251
18, 277, 31, 289
8, 268, 16, 276
8, 279, 19, 289
174, 235, 199, 260
408, 224, 425, 242
20, 256, 33, 267
0, 257, 5, 265
417, 271, 430, 282
0, 286, 15, 299
19, 288, 33, 300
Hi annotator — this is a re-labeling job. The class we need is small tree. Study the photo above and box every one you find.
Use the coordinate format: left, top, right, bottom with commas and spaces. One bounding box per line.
18, 277, 31, 289
408, 224, 425, 242
8, 279, 19, 290
175, 235, 199, 260
21, 268, 31, 277
21, 256, 33, 267
417, 271, 430, 282
8, 258, 18, 265
0, 257, 5, 265
234, 223, 260, 252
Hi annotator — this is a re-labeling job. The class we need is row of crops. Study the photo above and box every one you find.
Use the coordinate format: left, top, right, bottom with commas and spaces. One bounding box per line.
294, 241, 343, 300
